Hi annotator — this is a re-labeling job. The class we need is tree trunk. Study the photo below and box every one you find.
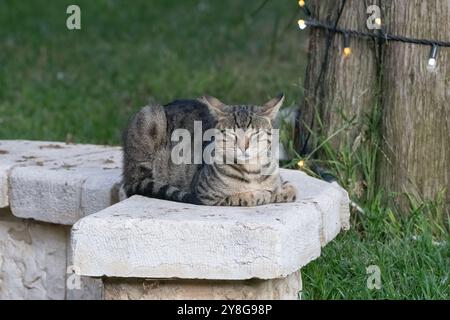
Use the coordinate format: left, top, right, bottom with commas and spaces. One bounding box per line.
298, 0, 449, 215
296, 0, 380, 155
379, 0, 450, 212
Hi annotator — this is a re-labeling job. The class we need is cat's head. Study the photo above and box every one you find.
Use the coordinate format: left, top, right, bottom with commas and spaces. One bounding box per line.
201, 94, 284, 164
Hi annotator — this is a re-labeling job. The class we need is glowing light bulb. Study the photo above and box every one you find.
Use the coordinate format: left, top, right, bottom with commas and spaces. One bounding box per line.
297, 160, 305, 168
343, 47, 352, 57
427, 45, 438, 71
297, 19, 307, 30
375, 18, 382, 27
428, 58, 437, 67
343, 33, 351, 57
427, 58, 437, 71
298, 0, 305, 7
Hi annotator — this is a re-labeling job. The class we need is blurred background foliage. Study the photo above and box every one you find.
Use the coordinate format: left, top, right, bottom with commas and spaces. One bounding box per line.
0, 0, 307, 144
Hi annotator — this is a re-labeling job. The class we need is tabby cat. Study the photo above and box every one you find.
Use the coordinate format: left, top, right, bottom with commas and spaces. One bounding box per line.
122, 94, 297, 206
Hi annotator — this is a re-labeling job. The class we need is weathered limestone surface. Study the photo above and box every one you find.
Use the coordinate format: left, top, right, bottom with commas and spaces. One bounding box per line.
71, 169, 350, 280
104, 271, 302, 300
66, 233, 104, 300
0, 168, 8, 209
0, 208, 104, 300
0, 140, 122, 225
0, 140, 350, 300
0, 208, 68, 300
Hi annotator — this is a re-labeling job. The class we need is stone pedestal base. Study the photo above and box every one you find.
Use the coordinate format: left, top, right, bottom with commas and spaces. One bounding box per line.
103, 271, 302, 300
0, 208, 68, 299
71, 168, 350, 301
0, 141, 350, 300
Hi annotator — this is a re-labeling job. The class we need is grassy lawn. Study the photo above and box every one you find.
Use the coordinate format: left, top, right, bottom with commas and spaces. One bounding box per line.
1, 0, 448, 299
0, 0, 306, 144
302, 205, 449, 299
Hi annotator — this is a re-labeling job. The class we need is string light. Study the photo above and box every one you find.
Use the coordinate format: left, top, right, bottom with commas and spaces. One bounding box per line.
297, 19, 307, 30
427, 44, 438, 71
295, 0, 449, 158
297, 160, 305, 168
343, 47, 352, 57
375, 17, 382, 27
343, 33, 351, 57
298, 0, 311, 16
296, 2, 450, 68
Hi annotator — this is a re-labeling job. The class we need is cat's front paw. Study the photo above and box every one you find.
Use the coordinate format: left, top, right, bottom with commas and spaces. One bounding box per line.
221, 190, 271, 207
272, 181, 297, 203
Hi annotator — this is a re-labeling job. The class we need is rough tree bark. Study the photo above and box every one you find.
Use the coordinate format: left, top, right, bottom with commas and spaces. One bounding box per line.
379, 0, 450, 212
296, 0, 380, 155
298, 0, 449, 214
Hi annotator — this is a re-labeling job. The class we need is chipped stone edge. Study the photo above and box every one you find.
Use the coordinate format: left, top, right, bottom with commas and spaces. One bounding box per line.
5, 149, 122, 225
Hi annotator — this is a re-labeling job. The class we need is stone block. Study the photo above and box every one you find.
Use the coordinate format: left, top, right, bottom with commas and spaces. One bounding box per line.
71, 169, 349, 280
0, 140, 122, 224
0, 208, 68, 300
103, 271, 302, 300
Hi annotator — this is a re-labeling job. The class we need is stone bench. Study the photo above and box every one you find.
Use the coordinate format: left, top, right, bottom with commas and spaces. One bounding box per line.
0, 140, 349, 300
71, 172, 349, 299
0, 140, 122, 299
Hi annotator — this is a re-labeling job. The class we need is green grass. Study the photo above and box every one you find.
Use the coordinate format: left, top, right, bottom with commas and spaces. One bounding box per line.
301, 200, 449, 299
0, 0, 306, 144
287, 102, 449, 299
1, 0, 448, 300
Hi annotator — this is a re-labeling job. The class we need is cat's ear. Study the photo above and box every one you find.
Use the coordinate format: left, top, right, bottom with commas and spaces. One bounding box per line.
202, 95, 227, 117
260, 93, 285, 120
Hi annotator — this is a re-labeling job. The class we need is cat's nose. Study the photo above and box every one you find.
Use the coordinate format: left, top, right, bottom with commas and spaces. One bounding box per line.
238, 137, 250, 153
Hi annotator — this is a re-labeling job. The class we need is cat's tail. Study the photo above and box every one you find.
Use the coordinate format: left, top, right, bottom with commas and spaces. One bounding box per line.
123, 179, 201, 205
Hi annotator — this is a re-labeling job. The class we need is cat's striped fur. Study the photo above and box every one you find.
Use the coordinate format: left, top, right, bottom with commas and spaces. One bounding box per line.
122, 95, 297, 206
